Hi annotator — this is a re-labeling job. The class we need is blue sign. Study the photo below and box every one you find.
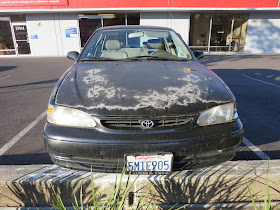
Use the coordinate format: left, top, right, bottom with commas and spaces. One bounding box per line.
31, 34, 38, 39
65, 27, 78, 38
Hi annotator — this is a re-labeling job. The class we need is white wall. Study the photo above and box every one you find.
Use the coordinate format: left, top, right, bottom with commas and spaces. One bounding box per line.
26, 13, 80, 56
245, 12, 280, 53
140, 12, 190, 45
56, 13, 81, 55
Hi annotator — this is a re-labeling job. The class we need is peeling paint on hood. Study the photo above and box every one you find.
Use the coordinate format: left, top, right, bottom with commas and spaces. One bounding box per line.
55, 61, 232, 116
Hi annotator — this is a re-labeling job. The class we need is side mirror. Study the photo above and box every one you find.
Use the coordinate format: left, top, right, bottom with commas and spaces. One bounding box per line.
193, 50, 204, 60
67, 51, 80, 61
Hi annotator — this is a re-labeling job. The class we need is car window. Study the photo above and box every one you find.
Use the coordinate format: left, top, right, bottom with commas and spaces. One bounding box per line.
80, 28, 193, 61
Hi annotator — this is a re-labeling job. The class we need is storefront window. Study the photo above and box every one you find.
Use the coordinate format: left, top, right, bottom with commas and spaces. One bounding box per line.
103, 13, 125, 26
10, 15, 26, 23
0, 17, 16, 55
189, 13, 211, 47
127, 13, 140, 25
230, 14, 249, 52
189, 13, 249, 52
79, 13, 140, 47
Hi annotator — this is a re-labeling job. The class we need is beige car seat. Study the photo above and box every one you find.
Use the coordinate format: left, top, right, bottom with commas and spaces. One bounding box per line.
101, 40, 128, 59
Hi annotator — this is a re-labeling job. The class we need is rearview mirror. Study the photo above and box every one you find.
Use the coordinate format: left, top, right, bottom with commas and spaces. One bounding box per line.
128, 32, 144, 38
193, 50, 204, 60
67, 51, 80, 61
145, 31, 169, 38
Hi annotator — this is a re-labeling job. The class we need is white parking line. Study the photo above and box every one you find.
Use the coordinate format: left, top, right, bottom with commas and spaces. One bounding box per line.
0, 110, 47, 156
242, 74, 280, 88
242, 137, 270, 160
0, 75, 11, 81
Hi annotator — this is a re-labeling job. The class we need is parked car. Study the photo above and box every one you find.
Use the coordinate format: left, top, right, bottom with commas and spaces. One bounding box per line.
44, 25, 244, 174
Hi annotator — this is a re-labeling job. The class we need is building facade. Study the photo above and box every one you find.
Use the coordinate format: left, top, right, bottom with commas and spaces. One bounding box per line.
1, 0, 280, 56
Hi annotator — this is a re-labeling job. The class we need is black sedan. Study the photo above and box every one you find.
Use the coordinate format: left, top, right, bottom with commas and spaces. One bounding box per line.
44, 25, 244, 174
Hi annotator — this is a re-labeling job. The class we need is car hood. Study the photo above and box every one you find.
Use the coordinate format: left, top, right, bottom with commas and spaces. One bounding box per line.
55, 61, 232, 116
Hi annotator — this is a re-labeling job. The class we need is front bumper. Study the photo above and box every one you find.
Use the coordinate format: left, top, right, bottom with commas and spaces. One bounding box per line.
44, 118, 244, 172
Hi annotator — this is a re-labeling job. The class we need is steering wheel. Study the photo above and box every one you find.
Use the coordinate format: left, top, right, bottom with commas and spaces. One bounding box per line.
150, 50, 165, 56
150, 50, 176, 57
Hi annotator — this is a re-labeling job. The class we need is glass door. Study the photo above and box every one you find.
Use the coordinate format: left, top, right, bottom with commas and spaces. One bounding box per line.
12, 24, 31, 55
209, 13, 233, 52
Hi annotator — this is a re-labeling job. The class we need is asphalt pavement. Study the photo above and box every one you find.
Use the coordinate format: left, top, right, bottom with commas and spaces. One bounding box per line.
0, 57, 74, 164
200, 55, 280, 160
0, 54, 279, 165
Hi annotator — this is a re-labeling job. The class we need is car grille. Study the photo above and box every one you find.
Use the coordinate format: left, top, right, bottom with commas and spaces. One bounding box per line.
99, 116, 192, 130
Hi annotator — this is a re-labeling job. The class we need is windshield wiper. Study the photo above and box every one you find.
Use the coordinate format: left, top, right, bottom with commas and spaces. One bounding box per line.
80, 56, 190, 62
126, 55, 189, 61
80, 57, 117, 62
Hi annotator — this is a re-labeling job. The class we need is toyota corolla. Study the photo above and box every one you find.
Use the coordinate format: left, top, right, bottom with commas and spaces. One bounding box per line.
44, 25, 244, 174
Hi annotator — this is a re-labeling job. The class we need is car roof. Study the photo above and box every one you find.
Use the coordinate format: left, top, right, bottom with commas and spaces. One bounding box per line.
96, 25, 175, 31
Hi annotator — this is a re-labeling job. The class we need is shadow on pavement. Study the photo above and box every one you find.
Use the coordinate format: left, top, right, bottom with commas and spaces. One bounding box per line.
0, 153, 52, 165
201, 54, 280, 67
206, 67, 280, 160
212, 68, 280, 86
0, 85, 54, 94
0, 66, 17, 72
0, 79, 58, 89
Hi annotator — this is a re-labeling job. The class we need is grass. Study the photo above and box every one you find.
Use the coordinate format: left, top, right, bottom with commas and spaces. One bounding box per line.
246, 162, 280, 210
52, 163, 280, 210
51, 167, 187, 210
246, 176, 272, 210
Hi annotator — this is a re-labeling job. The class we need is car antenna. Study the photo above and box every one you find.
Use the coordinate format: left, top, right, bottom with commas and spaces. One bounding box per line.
168, 0, 178, 30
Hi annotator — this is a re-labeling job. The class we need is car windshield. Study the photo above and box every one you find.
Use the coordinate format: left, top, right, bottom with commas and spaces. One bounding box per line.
79, 28, 193, 61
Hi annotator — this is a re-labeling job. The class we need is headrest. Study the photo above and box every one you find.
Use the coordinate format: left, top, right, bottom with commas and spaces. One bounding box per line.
147, 39, 162, 49
106, 40, 121, 50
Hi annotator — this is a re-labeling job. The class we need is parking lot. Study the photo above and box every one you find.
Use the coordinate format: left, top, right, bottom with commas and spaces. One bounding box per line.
0, 54, 279, 165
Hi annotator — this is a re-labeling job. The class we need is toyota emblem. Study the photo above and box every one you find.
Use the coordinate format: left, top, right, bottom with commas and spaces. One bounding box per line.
141, 120, 154, 129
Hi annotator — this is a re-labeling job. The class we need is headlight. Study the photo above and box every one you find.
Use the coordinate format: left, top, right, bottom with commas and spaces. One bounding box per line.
197, 102, 238, 126
47, 105, 96, 128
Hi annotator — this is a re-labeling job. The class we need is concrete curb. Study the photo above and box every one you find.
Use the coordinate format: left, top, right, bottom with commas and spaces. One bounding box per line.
0, 160, 280, 208
1, 202, 280, 210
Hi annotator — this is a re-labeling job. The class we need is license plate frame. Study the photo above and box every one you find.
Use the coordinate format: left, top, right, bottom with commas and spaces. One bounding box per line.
125, 153, 173, 175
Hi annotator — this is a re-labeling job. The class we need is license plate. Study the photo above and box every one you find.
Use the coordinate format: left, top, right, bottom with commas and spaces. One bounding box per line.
125, 154, 173, 175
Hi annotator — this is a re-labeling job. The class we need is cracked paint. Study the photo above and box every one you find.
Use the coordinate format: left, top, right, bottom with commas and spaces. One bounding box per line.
55, 61, 232, 116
